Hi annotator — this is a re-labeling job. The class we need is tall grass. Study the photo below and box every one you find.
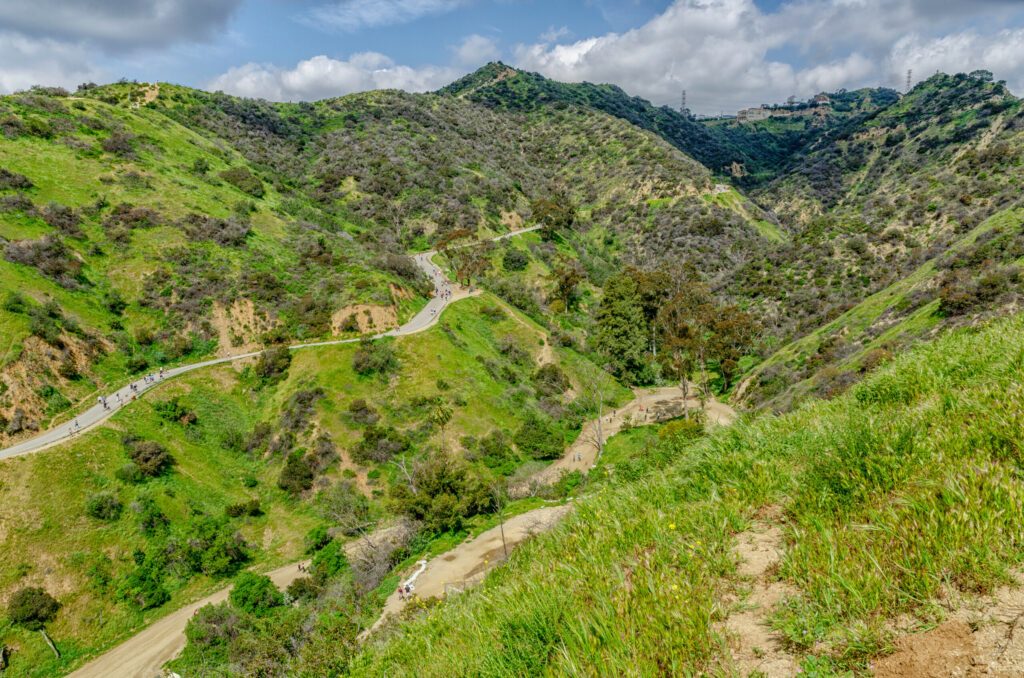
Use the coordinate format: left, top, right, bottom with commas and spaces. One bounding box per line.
353, 315, 1024, 675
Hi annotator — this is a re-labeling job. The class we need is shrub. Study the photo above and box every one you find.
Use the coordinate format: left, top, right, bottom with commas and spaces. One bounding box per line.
475, 430, 519, 476
278, 452, 314, 495
182, 213, 251, 247
130, 495, 169, 535
101, 131, 136, 156
117, 553, 169, 609
351, 425, 409, 464
115, 462, 145, 484
287, 576, 322, 602
219, 167, 265, 198
254, 347, 291, 386
533, 363, 570, 396
125, 438, 174, 477
183, 602, 239, 651
352, 338, 399, 377
0, 168, 32, 190
85, 492, 123, 520
5, 235, 86, 289
40, 203, 83, 238
225, 499, 262, 518
154, 397, 197, 426
229, 572, 283, 616
2, 292, 28, 313
7, 587, 60, 630
348, 398, 379, 425
502, 248, 529, 271
514, 413, 563, 460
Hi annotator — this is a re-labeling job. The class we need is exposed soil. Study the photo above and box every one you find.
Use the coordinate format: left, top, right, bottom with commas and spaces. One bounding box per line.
873, 571, 1024, 678
210, 298, 272, 357
515, 385, 735, 493
369, 504, 572, 633
718, 519, 799, 677
331, 304, 399, 334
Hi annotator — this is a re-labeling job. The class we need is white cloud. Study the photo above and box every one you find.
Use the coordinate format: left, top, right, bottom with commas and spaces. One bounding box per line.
208, 53, 459, 101
888, 29, 1024, 91
512, 0, 1024, 114
305, 0, 471, 32
0, 31, 105, 93
539, 26, 571, 44
0, 0, 241, 50
453, 34, 500, 67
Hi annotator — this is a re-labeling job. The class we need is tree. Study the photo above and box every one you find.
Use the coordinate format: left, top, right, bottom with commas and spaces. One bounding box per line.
439, 229, 493, 287
547, 256, 585, 310
430, 402, 453, 452
317, 480, 371, 536
7, 587, 60, 631
389, 454, 492, 533
592, 272, 653, 384
229, 572, 283, 616
530, 195, 576, 240
656, 281, 714, 414
707, 304, 759, 390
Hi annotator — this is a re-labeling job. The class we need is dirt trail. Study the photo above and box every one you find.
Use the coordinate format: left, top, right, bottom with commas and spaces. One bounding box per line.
519, 386, 735, 490
719, 519, 799, 677
873, 571, 1024, 677
369, 504, 572, 633
68, 528, 394, 678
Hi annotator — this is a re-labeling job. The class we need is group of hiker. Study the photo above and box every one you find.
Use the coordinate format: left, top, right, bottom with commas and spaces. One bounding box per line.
397, 583, 415, 601
93, 367, 167, 414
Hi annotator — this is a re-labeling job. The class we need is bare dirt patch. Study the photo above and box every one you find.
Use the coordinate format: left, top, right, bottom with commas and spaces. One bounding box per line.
332, 304, 399, 334
718, 520, 799, 678
873, 571, 1024, 678
210, 299, 272, 357
874, 621, 976, 678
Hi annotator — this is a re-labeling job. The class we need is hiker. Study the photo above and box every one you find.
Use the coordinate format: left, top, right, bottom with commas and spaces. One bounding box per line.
398, 585, 405, 601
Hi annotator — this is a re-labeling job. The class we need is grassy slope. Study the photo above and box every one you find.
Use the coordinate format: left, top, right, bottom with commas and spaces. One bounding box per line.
0, 88, 413, 441
0, 364, 319, 676
745, 206, 1024, 408
353, 312, 1024, 675
0, 293, 626, 676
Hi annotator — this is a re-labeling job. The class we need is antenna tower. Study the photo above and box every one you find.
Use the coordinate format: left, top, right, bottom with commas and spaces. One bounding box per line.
680, 89, 687, 115
905, 69, 912, 93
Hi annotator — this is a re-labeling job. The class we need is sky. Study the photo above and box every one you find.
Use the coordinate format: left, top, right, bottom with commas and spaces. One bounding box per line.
2, 0, 1023, 115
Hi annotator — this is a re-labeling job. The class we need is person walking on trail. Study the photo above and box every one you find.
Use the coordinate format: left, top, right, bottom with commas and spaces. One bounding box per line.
397, 585, 405, 602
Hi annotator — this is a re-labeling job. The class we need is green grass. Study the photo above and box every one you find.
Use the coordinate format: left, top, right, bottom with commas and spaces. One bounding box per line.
0, 290, 625, 676
746, 206, 1024, 407
0, 365, 319, 677
352, 312, 1024, 675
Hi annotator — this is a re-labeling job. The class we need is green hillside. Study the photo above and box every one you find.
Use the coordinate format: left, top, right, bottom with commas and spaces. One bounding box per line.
2, 63, 1024, 678
352, 311, 1024, 676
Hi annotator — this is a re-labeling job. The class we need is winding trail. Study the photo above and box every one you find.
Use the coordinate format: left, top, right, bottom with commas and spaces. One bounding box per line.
518, 384, 735, 491
68, 527, 400, 678
0, 227, 541, 460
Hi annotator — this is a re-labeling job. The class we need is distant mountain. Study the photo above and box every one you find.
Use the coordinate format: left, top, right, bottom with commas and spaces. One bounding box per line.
441, 62, 897, 185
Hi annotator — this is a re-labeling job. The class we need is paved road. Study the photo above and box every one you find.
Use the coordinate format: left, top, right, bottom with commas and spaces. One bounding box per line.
0, 227, 541, 460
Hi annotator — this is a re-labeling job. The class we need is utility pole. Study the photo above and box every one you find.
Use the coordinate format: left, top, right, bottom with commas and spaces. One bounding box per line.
905, 69, 912, 93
